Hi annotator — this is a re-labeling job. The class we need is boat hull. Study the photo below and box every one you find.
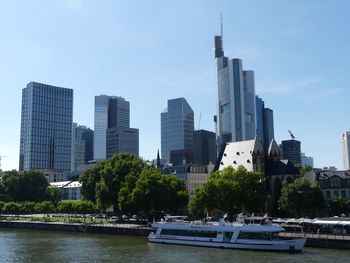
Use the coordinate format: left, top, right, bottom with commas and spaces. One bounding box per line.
148, 236, 306, 251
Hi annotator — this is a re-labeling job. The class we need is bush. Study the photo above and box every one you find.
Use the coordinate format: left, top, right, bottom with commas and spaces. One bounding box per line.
3, 202, 21, 214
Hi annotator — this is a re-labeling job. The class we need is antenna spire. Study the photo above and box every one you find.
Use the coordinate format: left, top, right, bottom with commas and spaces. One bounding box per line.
220, 12, 223, 37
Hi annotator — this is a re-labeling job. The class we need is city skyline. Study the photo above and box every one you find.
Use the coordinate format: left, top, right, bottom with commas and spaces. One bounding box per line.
1, 1, 350, 170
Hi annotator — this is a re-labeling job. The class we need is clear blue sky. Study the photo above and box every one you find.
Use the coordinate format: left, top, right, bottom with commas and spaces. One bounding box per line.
1, 0, 349, 171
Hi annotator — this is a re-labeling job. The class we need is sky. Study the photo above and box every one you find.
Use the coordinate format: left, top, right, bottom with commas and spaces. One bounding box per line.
0, 0, 349, 171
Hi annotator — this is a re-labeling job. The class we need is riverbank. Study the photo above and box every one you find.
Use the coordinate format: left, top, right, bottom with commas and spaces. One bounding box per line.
0, 219, 152, 236
1, 220, 350, 249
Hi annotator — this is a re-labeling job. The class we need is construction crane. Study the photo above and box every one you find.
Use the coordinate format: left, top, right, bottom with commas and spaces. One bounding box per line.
0, 155, 6, 171
288, 130, 295, 139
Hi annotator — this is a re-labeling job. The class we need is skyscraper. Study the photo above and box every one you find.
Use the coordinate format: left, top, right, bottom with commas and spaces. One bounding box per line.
161, 98, 194, 163
281, 139, 301, 165
106, 126, 139, 158
215, 29, 256, 149
19, 82, 73, 172
71, 123, 94, 172
94, 95, 130, 160
341, 132, 350, 170
255, 96, 275, 150
193, 130, 217, 165
301, 153, 314, 168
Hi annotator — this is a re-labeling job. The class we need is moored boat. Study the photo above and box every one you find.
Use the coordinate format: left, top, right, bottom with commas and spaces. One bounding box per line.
148, 216, 306, 251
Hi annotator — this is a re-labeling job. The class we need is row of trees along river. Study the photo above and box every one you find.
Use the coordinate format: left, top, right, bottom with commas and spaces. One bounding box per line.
0, 153, 348, 219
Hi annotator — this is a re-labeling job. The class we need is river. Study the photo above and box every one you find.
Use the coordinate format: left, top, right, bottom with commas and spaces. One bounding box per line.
0, 229, 349, 262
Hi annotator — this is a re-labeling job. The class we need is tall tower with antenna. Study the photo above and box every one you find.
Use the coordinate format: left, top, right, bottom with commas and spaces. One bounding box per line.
214, 14, 257, 150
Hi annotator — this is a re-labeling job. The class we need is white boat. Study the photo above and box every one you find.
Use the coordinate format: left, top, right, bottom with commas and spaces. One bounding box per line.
148, 216, 306, 251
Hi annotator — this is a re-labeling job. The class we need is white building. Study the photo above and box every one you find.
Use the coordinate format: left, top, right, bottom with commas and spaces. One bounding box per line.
341, 132, 350, 170
50, 181, 82, 200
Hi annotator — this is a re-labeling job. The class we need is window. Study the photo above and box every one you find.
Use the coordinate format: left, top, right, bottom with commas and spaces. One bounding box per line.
160, 229, 217, 238
342, 191, 346, 198
326, 191, 330, 199
238, 231, 280, 240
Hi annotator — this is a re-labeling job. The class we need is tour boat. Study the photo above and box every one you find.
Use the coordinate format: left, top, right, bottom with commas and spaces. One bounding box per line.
148, 216, 306, 251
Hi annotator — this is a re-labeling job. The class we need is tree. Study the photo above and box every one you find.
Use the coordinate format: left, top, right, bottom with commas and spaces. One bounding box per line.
328, 196, 350, 216
278, 177, 325, 217
2, 170, 49, 202
123, 168, 188, 218
189, 166, 267, 220
79, 153, 148, 212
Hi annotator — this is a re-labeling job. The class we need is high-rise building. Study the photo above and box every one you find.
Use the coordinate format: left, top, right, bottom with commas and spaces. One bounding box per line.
19, 82, 73, 172
161, 98, 194, 163
106, 127, 139, 158
94, 95, 130, 160
193, 130, 217, 165
71, 123, 94, 172
215, 31, 256, 149
255, 96, 275, 150
281, 139, 301, 165
341, 132, 350, 170
301, 153, 314, 168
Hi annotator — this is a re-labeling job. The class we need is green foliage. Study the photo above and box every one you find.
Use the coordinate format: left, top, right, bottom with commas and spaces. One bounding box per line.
3, 202, 21, 214
79, 153, 148, 212
328, 196, 350, 216
300, 165, 313, 176
19, 201, 36, 214
189, 166, 267, 220
57, 200, 96, 214
278, 177, 325, 217
46, 187, 63, 205
121, 167, 188, 217
2, 170, 49, 202
0, 201, 5, 212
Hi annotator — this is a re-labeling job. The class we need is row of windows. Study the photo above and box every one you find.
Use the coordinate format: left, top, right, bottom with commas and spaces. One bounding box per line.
326, 190, 349, 199
160, 229, 217, 238
238, 232, 280, 240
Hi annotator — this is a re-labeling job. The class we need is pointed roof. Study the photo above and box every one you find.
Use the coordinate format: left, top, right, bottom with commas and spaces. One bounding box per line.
268, 139, 280, 157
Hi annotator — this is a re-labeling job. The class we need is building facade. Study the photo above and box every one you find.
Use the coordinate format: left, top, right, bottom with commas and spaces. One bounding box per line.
71, 123, 94, 172
106, 127, 139, 158
50, 181, 82, 200
215, 34, 256, 149
255, 96, 274, 150
94, 95, 137, 160
301, 153, 314, 168
281, 139, 301, 166
161, 98, 194, 163
193, 130, 217, 165
19, 82, 73, 172
341, 132, 350, 170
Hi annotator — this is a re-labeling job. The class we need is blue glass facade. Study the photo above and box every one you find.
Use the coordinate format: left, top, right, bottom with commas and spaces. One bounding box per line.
161, 98, 194, 163
256, 96, 275, 150
19, 82, 73, 172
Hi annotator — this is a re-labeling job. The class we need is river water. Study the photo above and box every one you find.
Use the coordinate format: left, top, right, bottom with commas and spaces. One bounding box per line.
0, 229, 349, 263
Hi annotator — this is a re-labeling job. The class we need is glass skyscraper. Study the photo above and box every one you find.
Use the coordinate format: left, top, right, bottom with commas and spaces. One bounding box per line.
94, 95, 130, 160
256, 96, 275, 150
71, 123, 94, 172
19, 82, 73, 172
215, 32, 256, 148
161, 98, 194, 163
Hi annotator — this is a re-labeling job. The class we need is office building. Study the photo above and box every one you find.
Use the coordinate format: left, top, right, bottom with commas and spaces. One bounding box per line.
94, 95, 132, 160
106, 127, 139, 158
193, 130, 217, 165
215, 31, 256, 149
161, 98, 194, 163
301, 153, 314, 168
19, 82, 73, 172
71, 123, 94, 172
281, 139, 301, 165
255, 96, 275, 150
341, 132, 350, 170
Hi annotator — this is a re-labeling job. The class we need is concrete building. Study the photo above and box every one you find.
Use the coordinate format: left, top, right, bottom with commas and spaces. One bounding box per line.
215, 32, 256, 149
40, 169, 68, 183
163, 164, 214, 199
301, 153, 314, 168
341, 132, 350, 170
94, 95, 138, 160
307, 170, 350, 203
281, 139, 301, 166
106, 127, 139, 158
193, 130, 217, 165
161, 98, 194, 163
19, 82, 73, 172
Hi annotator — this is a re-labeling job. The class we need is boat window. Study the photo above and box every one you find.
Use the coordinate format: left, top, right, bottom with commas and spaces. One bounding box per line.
238, 231, 280, 240
160, 229, 217, 238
